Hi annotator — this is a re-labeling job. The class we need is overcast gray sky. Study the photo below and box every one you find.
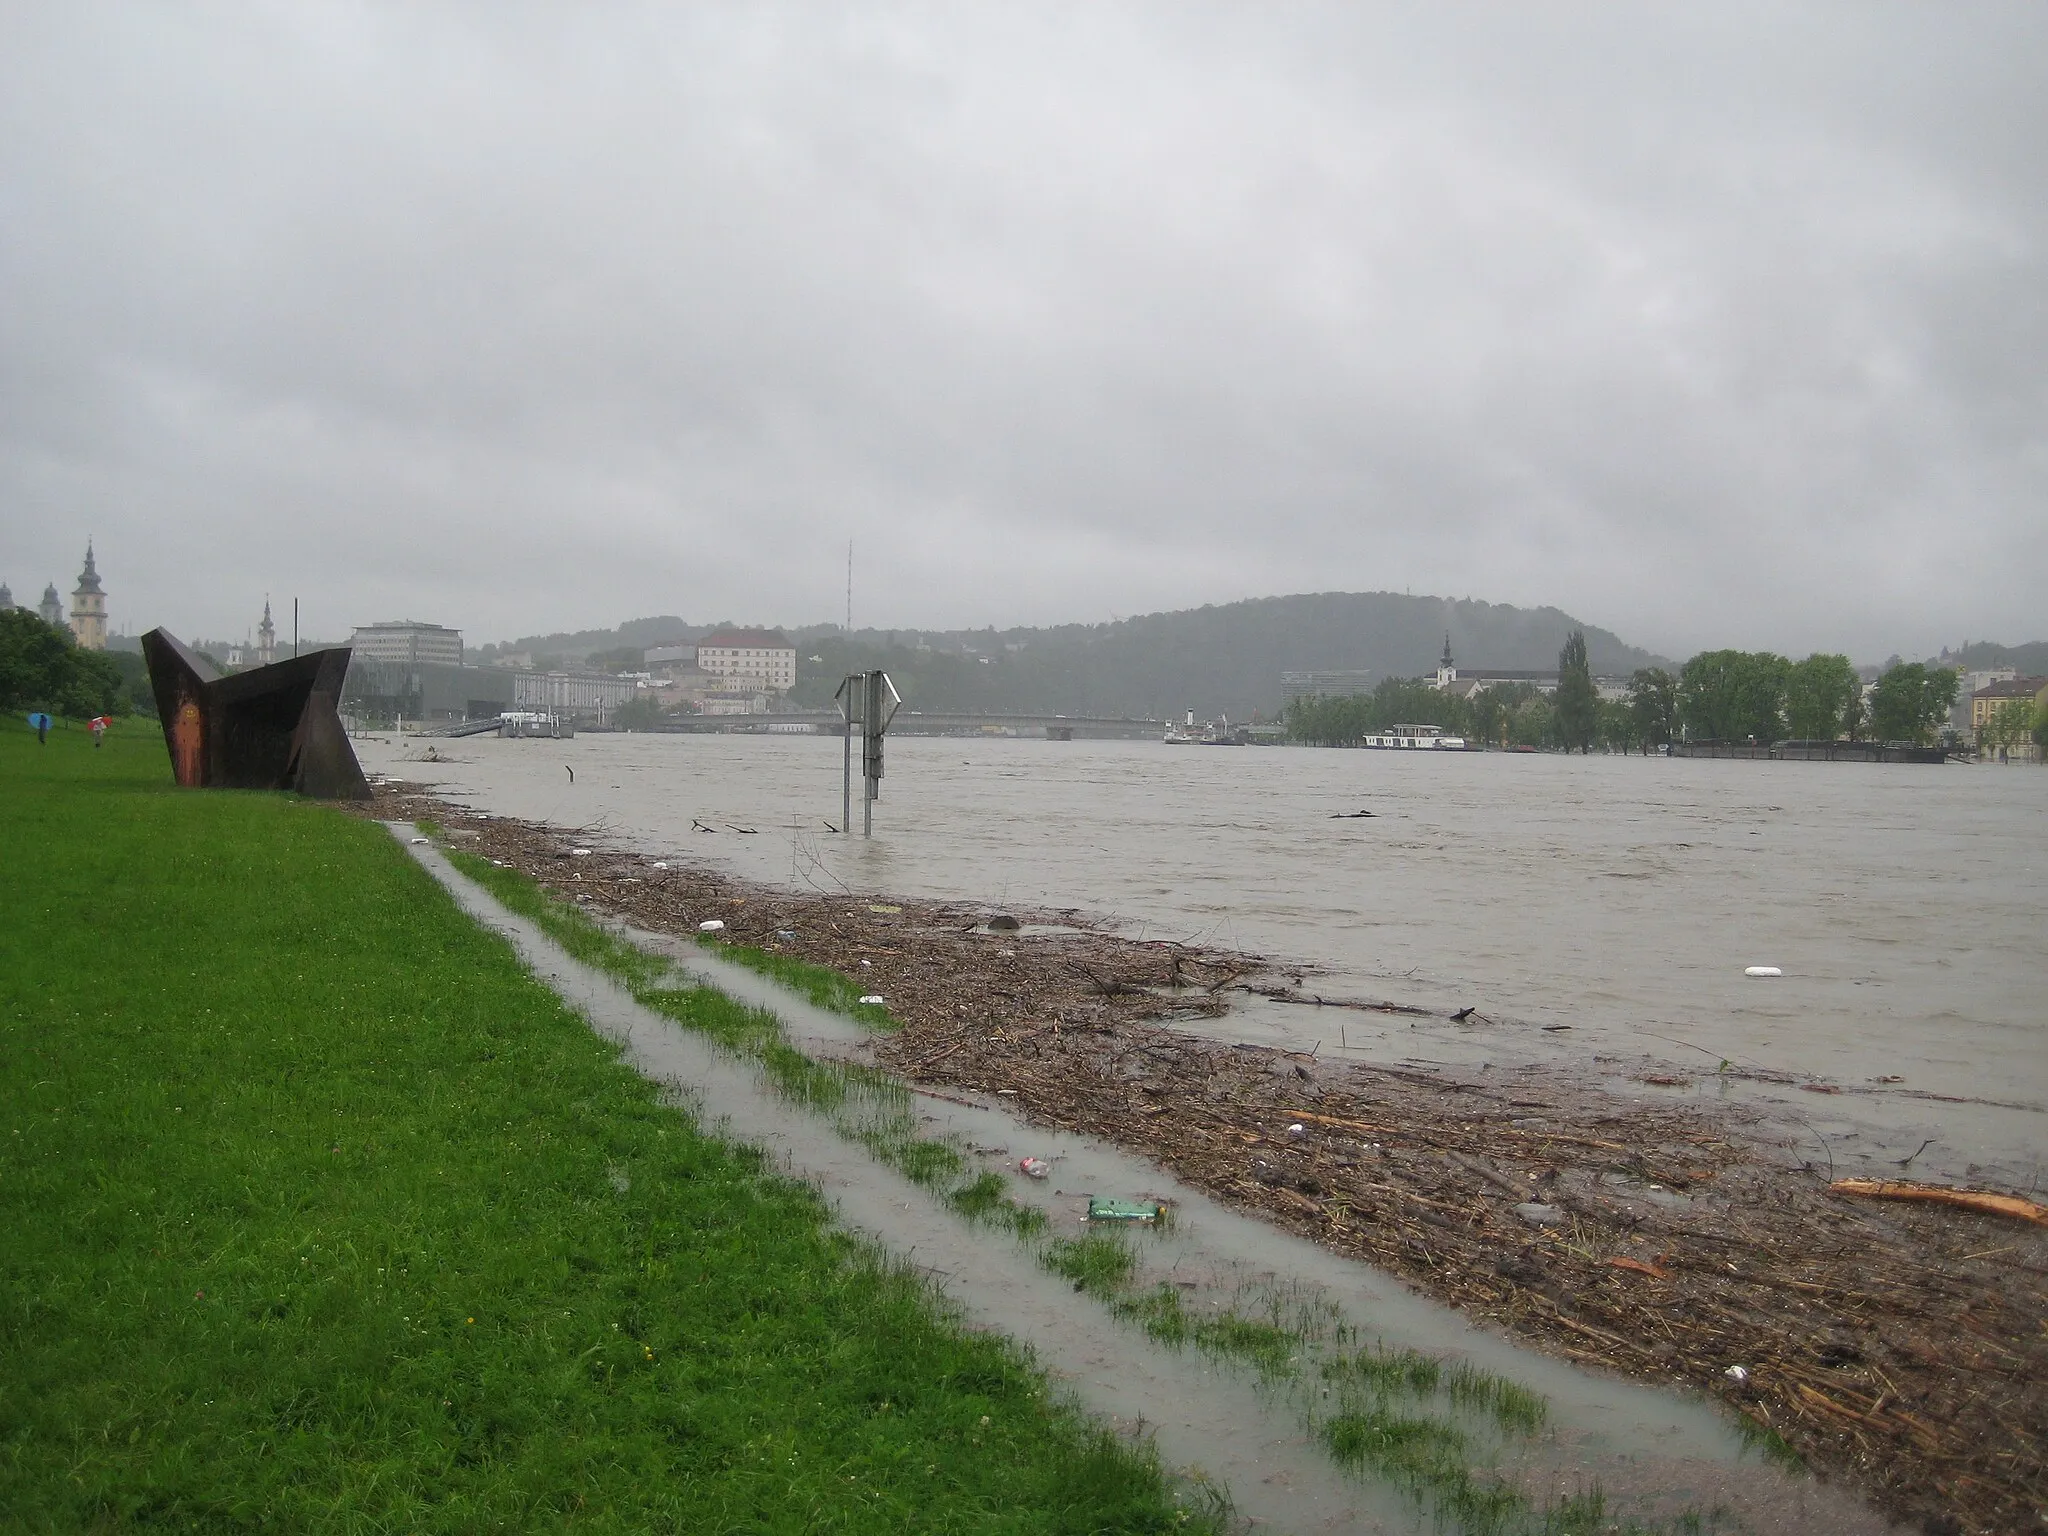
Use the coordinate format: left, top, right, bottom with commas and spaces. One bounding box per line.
3, 3, 2042, 660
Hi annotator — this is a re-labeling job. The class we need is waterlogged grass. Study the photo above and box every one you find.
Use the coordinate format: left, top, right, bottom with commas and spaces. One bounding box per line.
700, 931, 898, 1027
1045, 1233, 1140, 1298
1735, 1410, 1806, 1472
0, 722, 1211, 1533
447, 848, 1045, 1238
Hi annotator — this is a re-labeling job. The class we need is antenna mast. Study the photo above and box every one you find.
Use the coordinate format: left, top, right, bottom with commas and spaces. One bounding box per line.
845, 540, 853, 635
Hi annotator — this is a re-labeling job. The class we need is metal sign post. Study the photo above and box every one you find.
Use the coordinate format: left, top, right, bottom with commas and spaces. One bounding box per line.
832, 670, 900, 837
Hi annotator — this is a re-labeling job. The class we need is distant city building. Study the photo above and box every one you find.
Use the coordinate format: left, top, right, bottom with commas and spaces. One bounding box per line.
700, 691, 772, 716
0, 581, 12, 611
39, 583, 64, 628
644, 644, 698, 675
257, 600, 277, 666
1971, 677, 2046, 735
512, 670, 638, 721
695, 628, 796, 692
68, 542, 108, 650
349, 620, 464, 666
1431, 635, 1558, 696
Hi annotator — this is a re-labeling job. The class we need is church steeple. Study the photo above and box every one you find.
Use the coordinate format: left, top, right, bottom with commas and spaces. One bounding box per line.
69, 541, 108, 650
257, 598, 277, 665
1435, 632, 1458, 690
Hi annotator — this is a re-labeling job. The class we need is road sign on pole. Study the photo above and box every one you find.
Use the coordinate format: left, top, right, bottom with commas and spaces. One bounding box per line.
832, 670, 901, 837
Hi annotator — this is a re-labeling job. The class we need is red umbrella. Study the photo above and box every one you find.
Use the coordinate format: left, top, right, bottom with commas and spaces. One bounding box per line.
89, 715, 115, 728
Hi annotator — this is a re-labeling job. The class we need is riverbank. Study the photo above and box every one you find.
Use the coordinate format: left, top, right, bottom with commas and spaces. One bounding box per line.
363, 777, 2048, 1535
0, 722, 1206, 1532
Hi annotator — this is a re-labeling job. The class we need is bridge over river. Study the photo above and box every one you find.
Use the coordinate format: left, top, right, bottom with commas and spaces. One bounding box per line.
651, 710, 1165, 740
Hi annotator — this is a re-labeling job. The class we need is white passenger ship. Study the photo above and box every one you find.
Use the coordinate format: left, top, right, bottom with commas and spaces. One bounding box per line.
1361, 723, 1467, 750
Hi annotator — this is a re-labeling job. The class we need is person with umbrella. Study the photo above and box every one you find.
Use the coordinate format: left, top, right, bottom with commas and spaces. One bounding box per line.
26, 711, 52, 745
89, 714, 113, 748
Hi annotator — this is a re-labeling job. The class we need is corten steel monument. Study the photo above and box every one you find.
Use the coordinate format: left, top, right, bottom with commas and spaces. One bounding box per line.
140, 629, 372, 800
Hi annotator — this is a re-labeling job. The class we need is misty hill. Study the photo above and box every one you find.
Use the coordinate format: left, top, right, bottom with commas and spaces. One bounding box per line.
1936, 640, 2048, 676
481, 615, 708, 663
787, 592, 1665, 719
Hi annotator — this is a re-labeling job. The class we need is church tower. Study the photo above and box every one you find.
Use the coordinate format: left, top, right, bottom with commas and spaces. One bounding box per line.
69, 542, 107, 650
257, 599, 277, 665
1435, 632, 1458, 690
39, 583, 64, 628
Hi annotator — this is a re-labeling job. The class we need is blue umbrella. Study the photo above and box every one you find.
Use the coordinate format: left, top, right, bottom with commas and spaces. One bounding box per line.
26, 713, 52, 730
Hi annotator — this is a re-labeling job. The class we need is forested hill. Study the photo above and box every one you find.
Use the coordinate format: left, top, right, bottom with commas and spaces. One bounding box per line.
786, 592, 1664, 719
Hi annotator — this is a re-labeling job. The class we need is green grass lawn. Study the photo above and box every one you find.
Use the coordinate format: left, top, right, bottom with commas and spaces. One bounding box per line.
0, 719, 1203, 1534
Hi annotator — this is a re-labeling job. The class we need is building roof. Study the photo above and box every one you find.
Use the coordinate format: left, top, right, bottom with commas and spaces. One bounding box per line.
354, 619, 460, 633
697, 628, 793, 649
74, 542, 103, 595
1974, 676, 2046, 700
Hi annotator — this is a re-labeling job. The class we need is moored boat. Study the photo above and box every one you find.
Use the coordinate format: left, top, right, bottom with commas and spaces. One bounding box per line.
1164, 709, 1247, 745
1361, 723, 1466, 750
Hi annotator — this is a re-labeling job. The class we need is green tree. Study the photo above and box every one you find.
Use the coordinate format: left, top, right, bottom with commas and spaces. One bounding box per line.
610, 693, 665, 730
1552, 629, 1597, 752
0, 610, 125, 718
1678, 650, 1790, 742
1842, 681, 1867, 740
2034, 695, 2048, 752
1467, 689, 1504, 749
1508, 695, 1553, 748
1868, 663, 1959, 745
1977, 697, 2039, 758
1783, 653, 1859, 741
1626, 667, 1678, 753
1595, 698, 1636, 753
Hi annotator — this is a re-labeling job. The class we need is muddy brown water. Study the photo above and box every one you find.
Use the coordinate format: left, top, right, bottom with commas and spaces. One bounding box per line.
365, 732, 2047, 1192
393, 825, 1895, 1534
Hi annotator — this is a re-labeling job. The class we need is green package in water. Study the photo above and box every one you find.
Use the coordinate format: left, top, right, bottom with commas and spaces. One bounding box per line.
1087, 1197, 1162, 1223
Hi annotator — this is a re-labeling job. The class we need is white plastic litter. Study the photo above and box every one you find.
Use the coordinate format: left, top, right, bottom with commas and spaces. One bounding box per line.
571, 848, 592, 857
1724, 1365, 1750, 1383
1744, 966, 1783, 978
1018, 1157, 1051, 1180
409, 837, 428, 845
1287, 1123, 1306, 1135
652, 861, 669, 869
858, 994, 885, 1006
698, 919, 725, 932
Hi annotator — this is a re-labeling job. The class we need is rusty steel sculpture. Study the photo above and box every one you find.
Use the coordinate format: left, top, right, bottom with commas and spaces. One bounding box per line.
140, 629, 371, 800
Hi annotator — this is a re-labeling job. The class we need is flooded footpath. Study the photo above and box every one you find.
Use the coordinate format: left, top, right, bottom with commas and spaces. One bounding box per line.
389, 815, 1911, 1535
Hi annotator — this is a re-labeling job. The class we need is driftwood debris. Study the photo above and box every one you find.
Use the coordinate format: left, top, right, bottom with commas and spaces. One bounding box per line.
1830, 1179, 2048, 1225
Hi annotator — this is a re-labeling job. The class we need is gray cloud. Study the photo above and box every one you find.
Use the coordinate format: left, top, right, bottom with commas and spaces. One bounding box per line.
3, 3, 2042, 658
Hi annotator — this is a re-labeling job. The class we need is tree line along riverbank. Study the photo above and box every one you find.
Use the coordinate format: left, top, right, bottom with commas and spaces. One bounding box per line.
361, 778, 2048, 1536
0, 719, 1206, 1534
1284, 632, 2046, 757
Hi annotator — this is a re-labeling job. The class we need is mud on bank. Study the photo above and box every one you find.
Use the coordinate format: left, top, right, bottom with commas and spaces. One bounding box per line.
365, 781, 2045, 1536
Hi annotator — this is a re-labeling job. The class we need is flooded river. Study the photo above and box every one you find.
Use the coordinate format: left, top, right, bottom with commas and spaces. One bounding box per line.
364, 732, 2046, 1187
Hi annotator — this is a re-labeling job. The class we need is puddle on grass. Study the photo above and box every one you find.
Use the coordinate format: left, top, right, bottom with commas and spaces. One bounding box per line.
402, 830, 1896, 1536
